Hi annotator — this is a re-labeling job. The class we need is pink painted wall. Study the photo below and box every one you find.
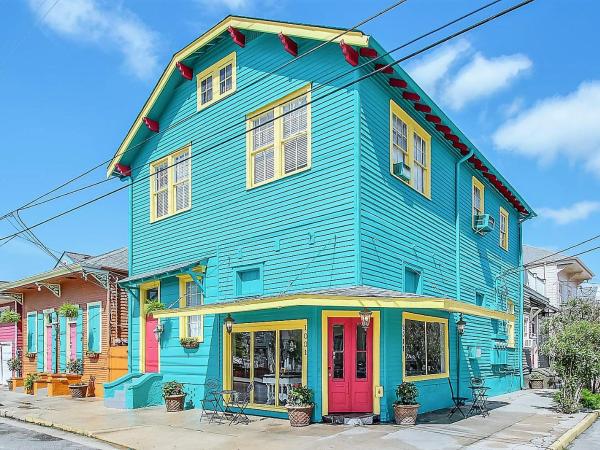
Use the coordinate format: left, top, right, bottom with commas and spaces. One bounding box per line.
0, 324, 16, 352
69, 322, 77, 361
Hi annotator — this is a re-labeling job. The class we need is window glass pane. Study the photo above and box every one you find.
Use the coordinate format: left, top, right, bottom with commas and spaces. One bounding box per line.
185, 281, 202, 307
283, 134, 308, 174
279, 329, 303, 406
404, 319, 426, 376
332, 324, 344, 379
188, 315, 201, 338
253, 148, 274, 184
219, 63, 233, 94
201, 76, 213, 104
253, 111, 274, 150
253, 331, 276, 405
282, 95, 307, 139
232, 332, 250, 397
426, 322, 444, 375
356, 324, 367, 379
146, 288, 159, 301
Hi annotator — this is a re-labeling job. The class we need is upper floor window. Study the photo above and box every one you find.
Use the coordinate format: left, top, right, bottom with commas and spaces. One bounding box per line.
472, 176, 485, 228
499, 207, 509, 251
247, 85, 311, 188
150, 145, 191, 222
196, 52, 236, 110
390, 100, 431, 198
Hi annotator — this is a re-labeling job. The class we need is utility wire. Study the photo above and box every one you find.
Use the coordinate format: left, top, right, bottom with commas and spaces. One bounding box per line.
11, 0, 506, 215
0, 0, 411, 220
0, 0, 535, 245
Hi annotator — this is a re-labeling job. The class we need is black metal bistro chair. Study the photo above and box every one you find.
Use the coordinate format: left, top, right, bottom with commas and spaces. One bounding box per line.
200, 378, 224, 424
228, 381, 254, 425
468, 377, 490, 417
447, 378, 468, 419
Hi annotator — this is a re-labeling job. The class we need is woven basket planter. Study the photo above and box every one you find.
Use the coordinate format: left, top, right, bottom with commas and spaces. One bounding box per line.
165, 394, 185, 412
287, 405, 313, 427
393, 403, 420, 425
69, 384, 88, 399
530, 379, 544, 389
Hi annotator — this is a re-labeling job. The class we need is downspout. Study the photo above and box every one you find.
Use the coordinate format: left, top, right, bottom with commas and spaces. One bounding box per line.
353, 84, 363, 286
518, 216, 526, 389
455, 149, 474, 301
127, 177, 134, 373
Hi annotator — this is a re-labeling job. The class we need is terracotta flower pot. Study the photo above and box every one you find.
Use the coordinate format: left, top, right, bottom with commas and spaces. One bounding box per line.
69, 384, 88, 399
287, 405, 313, 427
25, 387, 34, 395
165, 394, 185, 412
393, 403, 420, 425
530, 379, 544, 389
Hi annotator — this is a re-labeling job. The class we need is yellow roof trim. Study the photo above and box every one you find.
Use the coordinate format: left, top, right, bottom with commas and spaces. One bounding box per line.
107, 16, 370, 176
152, 294, 514, 321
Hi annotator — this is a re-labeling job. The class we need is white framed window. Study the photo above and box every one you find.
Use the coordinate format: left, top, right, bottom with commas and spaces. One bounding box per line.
150, 145, 192, 222
178, 274, 204, 341
197, 52, 236, 110
499, 207, 509, 250
247, 84, 312, 188
472, 177, 485, 228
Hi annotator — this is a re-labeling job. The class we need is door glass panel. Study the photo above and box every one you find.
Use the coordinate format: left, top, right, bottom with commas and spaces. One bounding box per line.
232, 332, 250, 397
279, 329, 303, 406
253, 331, 276, 405
356, 324, 367, 379
332, 324, 344, 379
405, 319, 426, 376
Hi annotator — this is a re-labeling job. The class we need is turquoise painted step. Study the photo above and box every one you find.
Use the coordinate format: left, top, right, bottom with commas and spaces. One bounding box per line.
104, 373, 164, 409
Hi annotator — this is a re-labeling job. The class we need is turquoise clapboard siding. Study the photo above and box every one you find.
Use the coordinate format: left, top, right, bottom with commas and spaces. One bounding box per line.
115, 25, 527, 418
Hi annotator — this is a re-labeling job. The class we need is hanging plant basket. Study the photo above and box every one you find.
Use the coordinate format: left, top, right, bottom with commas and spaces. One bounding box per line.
68, 383, 88, 399
86, 351, 100, 360
0, 310, 21, 324
145, 300, 166, 317
26, 352, 37, 360
180, 337, 200, 349
58, 303, 79, 319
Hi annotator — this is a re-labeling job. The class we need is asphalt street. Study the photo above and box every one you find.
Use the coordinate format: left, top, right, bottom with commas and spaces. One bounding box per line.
569, 418, 600, 449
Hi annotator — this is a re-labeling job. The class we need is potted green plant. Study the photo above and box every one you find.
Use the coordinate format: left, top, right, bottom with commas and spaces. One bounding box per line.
0, 310, 21, 324
146, 300, 165, 317
66, 358, 83, 375
286, 384, 314, 427
393, 382, 420, 425
529, 373, 544, 389
180, 337, 200, 349
58, 302, 79, 319
7, 356, 22, 389
162, 381, 186, 412
24, 373, 38, 395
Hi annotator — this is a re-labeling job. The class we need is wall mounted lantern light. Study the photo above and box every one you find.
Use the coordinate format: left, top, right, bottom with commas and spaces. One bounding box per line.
359, 308, 372, 330
153, 323, 164, 342
457, 313, 467, 336
224, 314, 235, 334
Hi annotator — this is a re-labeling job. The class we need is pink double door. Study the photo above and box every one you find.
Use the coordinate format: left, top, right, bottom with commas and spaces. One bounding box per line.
327, 317, 373, 413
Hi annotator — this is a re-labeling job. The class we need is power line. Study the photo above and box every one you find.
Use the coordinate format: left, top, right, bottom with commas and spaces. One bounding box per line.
524, 233, 600, 268
11, 0, 506, 216
0, 0, 535, 245
0, 0, 412, 221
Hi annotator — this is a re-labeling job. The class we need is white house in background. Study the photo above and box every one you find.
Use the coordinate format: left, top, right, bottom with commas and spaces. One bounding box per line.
523, 245, 595, 310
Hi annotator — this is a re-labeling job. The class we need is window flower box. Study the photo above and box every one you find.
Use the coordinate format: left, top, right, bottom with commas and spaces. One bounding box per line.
180, 337, 200, 349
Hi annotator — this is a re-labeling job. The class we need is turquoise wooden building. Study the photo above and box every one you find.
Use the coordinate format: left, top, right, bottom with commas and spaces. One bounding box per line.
104, 16, 535, 422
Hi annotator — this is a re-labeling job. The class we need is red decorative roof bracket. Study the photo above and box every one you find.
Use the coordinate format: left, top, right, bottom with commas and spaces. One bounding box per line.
176, 62, 193, 80
480, 165, 489, 173
389, 78, 407, 88
435, 124, 451, 133
402, 91, 420, 102
444, 133, 459, 143
278, 33, 298, 57
228, 26, 246, 47
114, 163, 131, 177
374, 63, 393, 74
453, 142, 468, 154
143, 117, 159, 133
359, 48, 378, 58
425, 114, 441, 124
415, 103, 432, 113
340, 40, 358, 66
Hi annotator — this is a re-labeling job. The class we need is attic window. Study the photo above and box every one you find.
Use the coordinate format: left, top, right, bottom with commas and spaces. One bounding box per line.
197, 52, 237, 110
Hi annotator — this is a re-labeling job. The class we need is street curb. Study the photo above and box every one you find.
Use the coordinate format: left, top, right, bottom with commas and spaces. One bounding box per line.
0, 408, 129, 449
549, 410, 599, 450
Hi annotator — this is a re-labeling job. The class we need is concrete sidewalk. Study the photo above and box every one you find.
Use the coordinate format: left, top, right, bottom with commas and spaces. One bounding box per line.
0, 388, 590, 449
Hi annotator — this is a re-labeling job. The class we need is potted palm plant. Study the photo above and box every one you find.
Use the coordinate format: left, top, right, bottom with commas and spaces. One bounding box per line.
58, 302, 79, 319
24, 373, 38, 395
393, 382, 420, 425
163, 381, 186, 412
286, 384, 314, 427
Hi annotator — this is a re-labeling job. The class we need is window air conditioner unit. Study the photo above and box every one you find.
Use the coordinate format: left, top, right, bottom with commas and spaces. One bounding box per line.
393, 162, 411, 181
474, 214, 495, 234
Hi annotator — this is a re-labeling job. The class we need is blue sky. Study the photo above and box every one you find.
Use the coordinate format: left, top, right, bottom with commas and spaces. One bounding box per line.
0, 0, 599, 282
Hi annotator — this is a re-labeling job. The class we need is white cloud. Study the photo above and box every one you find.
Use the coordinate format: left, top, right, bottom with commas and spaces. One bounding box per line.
28, 0, 160, 80
501, 97, 525, 118
442, 53, 532, 110
493, 81, 600, 175
537, 201, 600, 225
406, 39, 471, 95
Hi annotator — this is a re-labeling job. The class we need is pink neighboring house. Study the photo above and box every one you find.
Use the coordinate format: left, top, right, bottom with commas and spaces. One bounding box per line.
0, 293, 22, 384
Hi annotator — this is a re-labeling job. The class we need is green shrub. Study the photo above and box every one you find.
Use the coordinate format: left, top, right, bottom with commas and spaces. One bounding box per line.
162, 381, 185, 398
581, 389, 600, 410
395, 382, 419, 405
7, 356, 22, 375
58, 303, 79, 319
179, 337, 200, 347
66, 358, 83, 375
0, 310, 21, 324
145, 300, 165, 317
287, 384, 313, 406
24, 373, 39, 390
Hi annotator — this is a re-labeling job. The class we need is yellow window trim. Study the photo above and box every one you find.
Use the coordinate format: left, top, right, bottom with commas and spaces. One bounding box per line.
139, 281, 160, 373
149, 144, 192, 223
246, 84, 312, 189
402, 312, 450, 382
389, 100, 432, 199
178, 274, 204, 342
472, 176, 485, 230
196, 52, 237, 111
499, 207, 509, 251
506, 299, 515, 348
321, 310, 381, 416
222, 319, 308, 412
